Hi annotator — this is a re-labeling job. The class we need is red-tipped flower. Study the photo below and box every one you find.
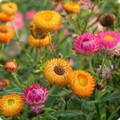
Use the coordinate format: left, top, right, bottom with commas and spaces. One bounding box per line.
22, 83, 49, 105
3, 61, 18, 72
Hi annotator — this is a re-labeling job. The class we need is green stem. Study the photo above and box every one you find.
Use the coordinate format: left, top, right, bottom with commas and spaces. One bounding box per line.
0, 43, 4, 58
50, 91, 72, 97
88, 56, 94, 74
35, 48, 38, 62
95, 103, 100, 119
48, 33, 57, 57
82, 4, 95, 33
98, 56, 107, 77
12, 72, 24, 88
11, 19, 19, 40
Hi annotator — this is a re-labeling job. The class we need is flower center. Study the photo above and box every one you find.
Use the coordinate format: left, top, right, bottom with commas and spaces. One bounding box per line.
54, 66, 65, 75
42, 12, 52, 21
104, 36, 114, 41
0, 29, 7, 33
8, 5, 13, 9
7, 62, 16, 68
83, 39, 89, 43
8, 99, 15, 106
78, 74, 88, 86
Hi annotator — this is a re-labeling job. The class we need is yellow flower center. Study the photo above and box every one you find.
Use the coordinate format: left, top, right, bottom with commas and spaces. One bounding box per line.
7, 62, 16, 68
104, 36, 114, 41
78, 74, 88, 86
42, 12, 53, 21
8, 99, 15, 106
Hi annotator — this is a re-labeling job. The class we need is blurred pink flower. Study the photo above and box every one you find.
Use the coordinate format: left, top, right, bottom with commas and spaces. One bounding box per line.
57, 24, 64, 30
25, 11, 37, 20
88, 17, 103, 31
67, 58, 73, 66
54, 3, 63, 11
65, 29, 71, 35
7, 12, 24, 31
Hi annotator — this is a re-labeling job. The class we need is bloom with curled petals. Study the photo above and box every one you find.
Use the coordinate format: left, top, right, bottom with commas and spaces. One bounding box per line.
43, 59, 73, 87
0, 94, 24, 117
73, 33, 100, 55
30, 104, 44, 114
0, 12, 11, 22
3, 61, 18, 72
0, 25, 14, 43
33, 11, 61, 32
29, 21, 48, 39
28, 34, 51, 48
0, 79, 9, 91
1, 2, 18, 16
68, 70, 95, 97
97, 31, 120, 56
22, 83, 49, 105
63, 2, 80, 13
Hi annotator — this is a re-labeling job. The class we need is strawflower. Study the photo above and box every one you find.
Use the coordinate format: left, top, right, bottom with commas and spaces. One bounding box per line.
73, 33, 100, 55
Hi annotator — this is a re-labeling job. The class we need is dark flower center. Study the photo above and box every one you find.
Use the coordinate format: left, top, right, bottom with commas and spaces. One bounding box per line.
0, 29, 7, 33
83, 39, 89, 43
54, 66, 65, 75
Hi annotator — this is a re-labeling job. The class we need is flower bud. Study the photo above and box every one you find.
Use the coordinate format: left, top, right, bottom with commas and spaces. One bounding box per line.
3, 61, 18, 72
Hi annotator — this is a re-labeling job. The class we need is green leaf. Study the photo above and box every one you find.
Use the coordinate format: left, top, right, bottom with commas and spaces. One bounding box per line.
51, 110, 83, 117
108, 106, 120, 120
101, 91, 120, 102
87, 112, 94, 120
63, 43, 70, 58
0, 88, 23, 95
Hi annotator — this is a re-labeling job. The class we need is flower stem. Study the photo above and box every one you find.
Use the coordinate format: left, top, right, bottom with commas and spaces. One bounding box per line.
88, 56, 94, 74
82, 4, 95, 33
12, 72, 24, 88
11, 19, 19, 40
50, 91, 72, 97
98, 56, 107, 77
0, 43, 4, 58
48, 33, 57, 57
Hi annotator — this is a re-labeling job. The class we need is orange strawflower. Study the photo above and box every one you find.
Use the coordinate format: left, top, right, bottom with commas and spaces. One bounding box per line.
63, 2, 80, 13
68, 70, 95, 97
43, 59, 73, 87
3, 61, 18, 72
29, 21, 48, 39
28, 34, 51, 48
0, 25, 14, 43
0, 94, 24, 117
0, 12, 11, 22
1, 2, 18, 16
33, 11, 61, 32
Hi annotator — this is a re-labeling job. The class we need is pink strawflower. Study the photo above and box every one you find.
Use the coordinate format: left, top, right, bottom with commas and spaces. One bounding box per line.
97, 31, 120, 56
73, 33, 100, 55
31, 104, 44, 114
7, 12, 24, 31
25, 11, 37, 20
22, 83, 49, 105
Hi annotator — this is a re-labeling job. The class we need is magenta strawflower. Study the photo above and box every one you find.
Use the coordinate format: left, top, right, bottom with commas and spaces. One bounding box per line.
31, 104, 44, 114
73, 33, 100, 56
22, 83, 49, 105
97, 31, 120, 56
